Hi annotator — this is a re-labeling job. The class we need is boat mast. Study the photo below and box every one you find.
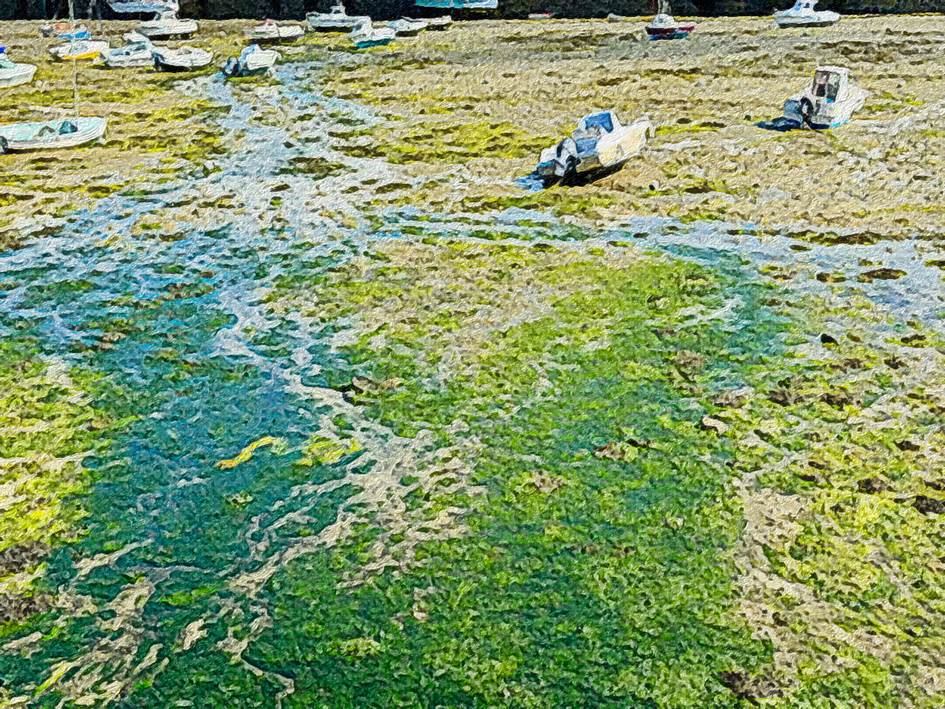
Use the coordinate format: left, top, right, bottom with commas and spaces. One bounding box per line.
69, 0, 79, 117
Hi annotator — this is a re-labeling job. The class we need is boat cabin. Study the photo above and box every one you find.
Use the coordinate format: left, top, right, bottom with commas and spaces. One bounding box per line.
811, 66, 848, 102
790, 0, 818, 11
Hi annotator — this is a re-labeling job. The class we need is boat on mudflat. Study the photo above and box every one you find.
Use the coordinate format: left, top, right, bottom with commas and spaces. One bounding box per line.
0, 117, 107, 153
782, 65, 866, 129
414, 0, 498, 9
50, 39, 110, 61
388, 18, 428, 36
774, 0, 839, 27
152, 45, 213, 71
404, 15, 451, 29
136, 11, 198, 39
40, 22, 90, 40
307, 3, 369, 31
645, 0, 695, 39
244, 19, 305, 43
536, 110, 653, 185
100, 33, 153, 68
350, 20, 396, 48
107, 0, 178, 13
0, 49, 37, 88
222, 44, 280, 77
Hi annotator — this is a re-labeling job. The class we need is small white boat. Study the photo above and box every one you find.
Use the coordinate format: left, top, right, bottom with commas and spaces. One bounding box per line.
244, 19, 305, 43
350, 20, 396, 48
307, 3, 369, 31
645, 0, 695, 39
414, 0, 497, 8
40, 23, 90, 40
137, 11, 198, 38
100, 34, 153, 67
388, 17, 428, 35
782, 66, 866, 129
152, 45, 213, 72
50, 40, 110, 61
222, 44, 280, 77
0, 117, 107, 153
403, 15, 451, 30
536, 111, 653, 185
107, 0, 178, 13
774, 0, 839, 27
0, 50, 37, 88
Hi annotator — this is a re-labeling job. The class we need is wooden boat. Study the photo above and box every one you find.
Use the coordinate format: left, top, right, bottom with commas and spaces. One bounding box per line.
0, 50, 37, 88
137, 11, 198, 39
222, 44, 280, 77
774, 0, 839, 27
782, 66, 866, 129
50, 40, 110, 61
100, 34, 153, 68
350, 20, 396, 48
403, 15, 451, 30
645, 0, 695, 39
388, 18, 428, 36
244, 19, 305, 43
307, 3, 369, 32
536, 111, 653, 185
0, 117, 107, 153
152, 45, 213, 71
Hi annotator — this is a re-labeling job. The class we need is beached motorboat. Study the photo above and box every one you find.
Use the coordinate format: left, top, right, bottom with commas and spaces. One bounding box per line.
0, 50, 37, 88
774, 0, 839, 27
107, 0, 178, 14
41, 23, 90, 40
782, 66, 866, 129
536, 111, 653, 185
388, 17, 428, 35
404, 15, 451, 29
645, 0, 695, 39
100, 33, 153, 67
307, 3, 369, 31
136, 11, 198, 38
244, 19, 305, 43
222, 44, 279, 77
0, 117, 107, 153
152, 45, 213, 71
528, 12, 554, 19
414, 0, 497, 8
50, 39, 110, 61
350, 20, 396, 48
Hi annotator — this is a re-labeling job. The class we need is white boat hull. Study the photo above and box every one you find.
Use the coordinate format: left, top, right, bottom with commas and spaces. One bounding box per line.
774, 10, 839, 26
137, 19, 198, 38
0, 64, 37, 88
152, 47, 213, 71
0, 117, 107, 153
244, 25, 305, 42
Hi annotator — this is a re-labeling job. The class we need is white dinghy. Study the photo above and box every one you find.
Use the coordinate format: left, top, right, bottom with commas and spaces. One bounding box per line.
307, 3, 369, 31
244, 19, 305, 43
152, 45, 213, 71
101, 33, 153, 67
350, 19, 396, 48
1, 0, 107, 155
774, 0, 839, 27
0, 49, 37, 88
137, 11, 198, 38
403, 15, 451, 30
222, 44, 280, 77
0, 117, 107, 153
388, 17, 428, 35
536, 111, 653, 185
782, 66, 866, 128
50, 39, 110, 61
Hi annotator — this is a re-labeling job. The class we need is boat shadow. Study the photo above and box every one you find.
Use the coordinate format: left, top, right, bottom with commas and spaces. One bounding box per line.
756, 116, 803, 132
516, 162, 626, 191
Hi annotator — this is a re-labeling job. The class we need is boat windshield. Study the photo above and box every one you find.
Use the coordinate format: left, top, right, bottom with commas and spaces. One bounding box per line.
582, 113, 614, 133
812, 71, 841, 100
0, 56, 14, 69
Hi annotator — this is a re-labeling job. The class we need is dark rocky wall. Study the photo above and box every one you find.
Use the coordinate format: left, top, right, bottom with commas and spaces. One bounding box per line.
0, 0, 922, 21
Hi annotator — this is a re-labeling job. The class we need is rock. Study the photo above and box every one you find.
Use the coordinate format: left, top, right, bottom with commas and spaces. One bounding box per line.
896, 439, 920, 452
700, 415, 729, 435
913, 495, 945, 515
820, 333, 839, 346
858, 477, 889, 494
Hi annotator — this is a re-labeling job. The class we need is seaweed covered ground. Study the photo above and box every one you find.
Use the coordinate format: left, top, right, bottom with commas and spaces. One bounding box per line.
2, 16, 945, 709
